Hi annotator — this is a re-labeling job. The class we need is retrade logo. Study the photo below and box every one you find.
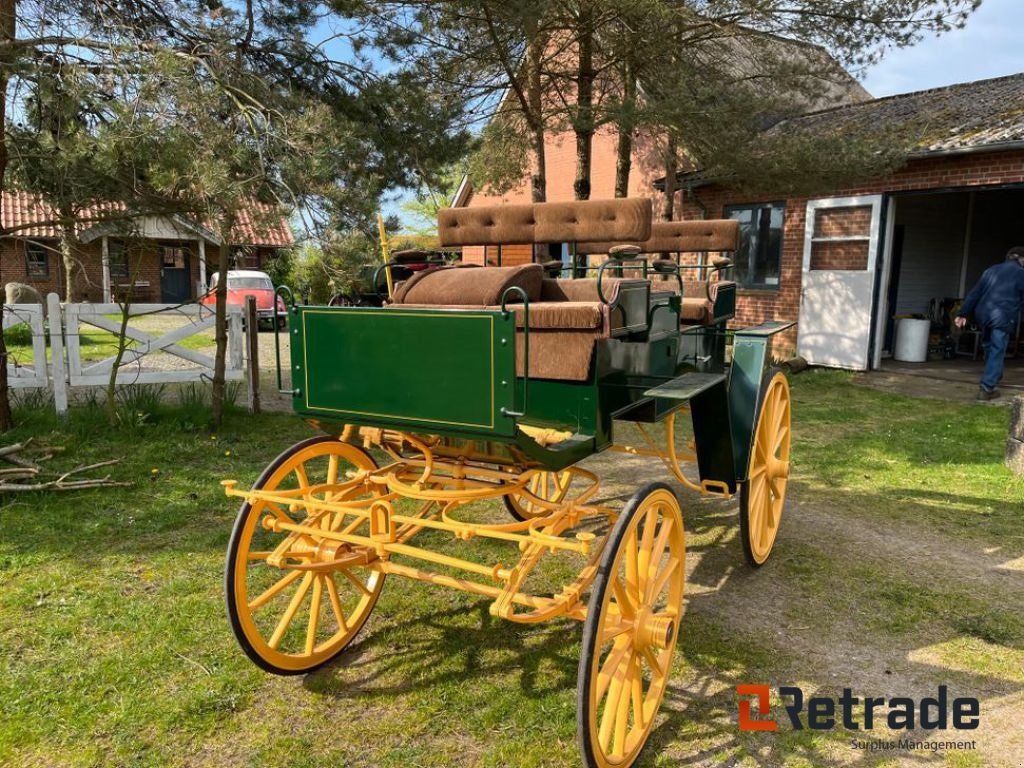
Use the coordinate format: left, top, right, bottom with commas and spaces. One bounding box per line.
737, 684, 777, 731
736, 685, 980, 732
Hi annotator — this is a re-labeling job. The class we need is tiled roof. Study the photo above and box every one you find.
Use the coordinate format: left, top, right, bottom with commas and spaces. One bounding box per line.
777, 72, 1024, 154
229, 202, 293, 247
0, 191, 293, 247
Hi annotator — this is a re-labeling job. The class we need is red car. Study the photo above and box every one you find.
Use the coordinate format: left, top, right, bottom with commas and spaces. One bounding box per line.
202, 270, 287, 330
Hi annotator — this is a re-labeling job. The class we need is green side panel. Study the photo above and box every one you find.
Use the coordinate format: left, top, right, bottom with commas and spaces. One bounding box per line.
691, 381, 736, 491
728, 334, 769, 481
519, 378, 600, 439
292, 306, 517, 438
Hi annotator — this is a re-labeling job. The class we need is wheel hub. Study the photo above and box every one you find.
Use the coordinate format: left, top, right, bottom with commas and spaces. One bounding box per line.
635, 609, 675, 652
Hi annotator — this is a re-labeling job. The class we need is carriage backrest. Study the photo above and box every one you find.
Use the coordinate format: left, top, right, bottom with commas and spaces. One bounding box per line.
575, 219, 739, 256
437, 198, 652, 247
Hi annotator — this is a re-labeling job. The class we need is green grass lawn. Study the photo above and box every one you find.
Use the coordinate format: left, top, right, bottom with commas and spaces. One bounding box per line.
0, 371, 1020, 767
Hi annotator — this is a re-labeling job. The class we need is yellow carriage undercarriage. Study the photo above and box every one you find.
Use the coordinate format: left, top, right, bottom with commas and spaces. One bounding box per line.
223, 375, 790, 768
222, 424, 709, 768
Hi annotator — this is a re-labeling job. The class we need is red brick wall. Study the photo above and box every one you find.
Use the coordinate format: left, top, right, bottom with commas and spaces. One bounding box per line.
813, 206, 872, 238
809, 241, 869, 271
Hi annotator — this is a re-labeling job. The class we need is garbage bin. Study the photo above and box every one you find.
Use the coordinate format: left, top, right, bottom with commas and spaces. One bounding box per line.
894, 317, 930, 362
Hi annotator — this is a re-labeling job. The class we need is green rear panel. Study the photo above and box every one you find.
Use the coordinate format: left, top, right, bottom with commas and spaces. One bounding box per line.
293, 306, 517, 438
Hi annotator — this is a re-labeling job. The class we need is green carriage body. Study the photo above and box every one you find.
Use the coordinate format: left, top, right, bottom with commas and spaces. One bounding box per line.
287, 295, 788, 490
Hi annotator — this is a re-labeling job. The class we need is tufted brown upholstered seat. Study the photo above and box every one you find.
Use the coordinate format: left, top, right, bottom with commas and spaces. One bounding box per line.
389, 269, 641, 381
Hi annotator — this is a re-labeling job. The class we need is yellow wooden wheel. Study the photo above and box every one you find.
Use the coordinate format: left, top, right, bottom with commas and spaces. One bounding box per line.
739, 369, 791, 567
503, 469, 574, 521
578, 483, 686, 768
225, 436, 384, 675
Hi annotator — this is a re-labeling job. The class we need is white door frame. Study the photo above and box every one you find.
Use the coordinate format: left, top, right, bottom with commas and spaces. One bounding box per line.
871, 196, 896, 370
798, 194, 885, 370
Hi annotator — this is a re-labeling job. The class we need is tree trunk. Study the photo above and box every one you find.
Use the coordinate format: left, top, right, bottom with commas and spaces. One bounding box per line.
0, 0, 17, 433
614, 63, 636, 199
211, 224, 233, 428
529, 125, 547, 204
573, 10, 594, 201
526, 33, 547, 203
662, 135, 678, 221
59, 215, 76, 300
105, 247, 142, 425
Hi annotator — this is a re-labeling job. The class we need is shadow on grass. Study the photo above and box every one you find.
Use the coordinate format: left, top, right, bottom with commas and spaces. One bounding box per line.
303, 600, 579, 702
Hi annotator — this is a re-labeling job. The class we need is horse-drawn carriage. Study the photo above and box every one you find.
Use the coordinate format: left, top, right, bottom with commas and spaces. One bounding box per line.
222, 198, 793, 768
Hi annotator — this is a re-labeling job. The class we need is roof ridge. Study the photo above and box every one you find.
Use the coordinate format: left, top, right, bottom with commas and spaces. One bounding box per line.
793, 70, 1024, 122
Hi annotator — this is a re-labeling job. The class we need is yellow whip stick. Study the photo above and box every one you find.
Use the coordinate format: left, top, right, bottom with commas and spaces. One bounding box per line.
377, 213, 394, 300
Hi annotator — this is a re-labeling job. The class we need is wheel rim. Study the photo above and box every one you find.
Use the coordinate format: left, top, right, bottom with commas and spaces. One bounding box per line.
229, 440, 384, 672
745, 373, 791, 564
506, 469, 574, 520
585, 488, 685, 767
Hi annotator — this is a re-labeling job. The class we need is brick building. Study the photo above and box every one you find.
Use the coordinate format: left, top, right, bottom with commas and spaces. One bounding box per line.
0, 193, 293, 303
671, 73, 1024, 368
456, 69, 1024, 369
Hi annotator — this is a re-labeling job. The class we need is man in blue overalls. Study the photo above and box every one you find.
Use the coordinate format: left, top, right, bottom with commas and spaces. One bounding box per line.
955, 246, 1024, 400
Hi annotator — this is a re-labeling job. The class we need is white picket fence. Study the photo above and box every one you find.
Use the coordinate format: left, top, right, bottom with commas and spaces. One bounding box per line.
2, 293, 246, 414
1, 302, 47, 390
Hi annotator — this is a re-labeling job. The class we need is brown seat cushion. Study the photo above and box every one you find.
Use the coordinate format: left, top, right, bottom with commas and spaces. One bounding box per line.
680, 297, 712, 322
393, 300, 607, 381
392, 264, 543, 306
540, 278, 626, 304
493, 301, 605, 330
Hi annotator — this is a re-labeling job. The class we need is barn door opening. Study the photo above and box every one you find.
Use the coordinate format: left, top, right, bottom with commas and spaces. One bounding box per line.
797, 195, 884, 370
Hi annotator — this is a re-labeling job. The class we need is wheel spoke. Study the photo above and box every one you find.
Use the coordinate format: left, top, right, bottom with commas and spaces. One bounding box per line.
599, 616, 633, 645
295, 464, 310, 492
773, 424, 790, 455
640, 644, 664, 678
637, 505, 657, 596
646, 557, 680, 603
246, 550, 273, 561
630, 653, 645, 732
326, 455, 339, 486
340, 567, 372, 597
305, 575, 323, 655
625, 527, 640, 598
324, 573, 349, 633
268, 572, 313, 650
248, 568, 303, 611
610, 576, 637, 619
612, 655, 633, 757
596, 640, 632, 702
599, 654, 630, 751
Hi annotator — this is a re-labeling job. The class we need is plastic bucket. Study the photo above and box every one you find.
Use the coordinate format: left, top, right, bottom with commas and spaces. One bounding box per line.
894, 318, 930, 363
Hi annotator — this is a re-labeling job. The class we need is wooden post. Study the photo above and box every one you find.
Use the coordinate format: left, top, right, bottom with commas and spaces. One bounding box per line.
1007, 394, 1024, 476
245, 296, 260, 415
101, 236, 111, 303
47, 293, 68, 417
198, 239, 208, 296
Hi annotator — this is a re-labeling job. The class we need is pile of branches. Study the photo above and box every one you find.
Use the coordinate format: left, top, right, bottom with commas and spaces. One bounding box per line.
0, 439, 131, 492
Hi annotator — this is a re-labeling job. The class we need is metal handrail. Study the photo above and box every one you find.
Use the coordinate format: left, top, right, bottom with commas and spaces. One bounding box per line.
499, 286, 529, 418
274, 285, 300, 396
596, 258, 648, 304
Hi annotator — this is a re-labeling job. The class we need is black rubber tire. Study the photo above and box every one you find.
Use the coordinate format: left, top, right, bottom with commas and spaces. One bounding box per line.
224, 435, 381, 675
576, 481, 680, 768
502, 493, 539, 522
738, 367, 789, 569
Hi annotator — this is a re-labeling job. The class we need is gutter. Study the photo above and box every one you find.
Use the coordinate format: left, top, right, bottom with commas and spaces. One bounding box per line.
906, 139, 1024, 160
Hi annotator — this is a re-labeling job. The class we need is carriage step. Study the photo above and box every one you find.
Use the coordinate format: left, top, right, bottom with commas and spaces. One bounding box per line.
644, 372, 727, 402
